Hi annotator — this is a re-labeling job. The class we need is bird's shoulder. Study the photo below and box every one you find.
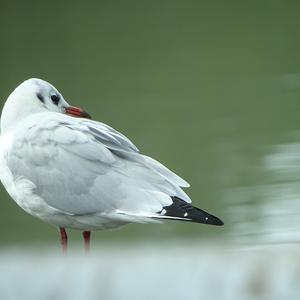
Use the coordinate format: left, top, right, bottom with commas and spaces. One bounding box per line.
11, 111, 139, 153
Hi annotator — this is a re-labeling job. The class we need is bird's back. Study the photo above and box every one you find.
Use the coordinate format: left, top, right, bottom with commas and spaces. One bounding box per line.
2, 112, 195, 226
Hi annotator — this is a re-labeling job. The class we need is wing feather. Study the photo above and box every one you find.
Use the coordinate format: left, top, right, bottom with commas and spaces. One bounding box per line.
7, 112, 190, 217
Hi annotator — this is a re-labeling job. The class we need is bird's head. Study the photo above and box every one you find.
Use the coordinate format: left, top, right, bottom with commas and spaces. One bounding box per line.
1, 78, 91, 133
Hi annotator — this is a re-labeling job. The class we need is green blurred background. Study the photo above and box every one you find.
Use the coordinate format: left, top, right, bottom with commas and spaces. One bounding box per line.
1, 0, 300, 246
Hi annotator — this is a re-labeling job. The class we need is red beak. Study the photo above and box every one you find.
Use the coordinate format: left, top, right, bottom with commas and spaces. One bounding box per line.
65, 106, 91, 119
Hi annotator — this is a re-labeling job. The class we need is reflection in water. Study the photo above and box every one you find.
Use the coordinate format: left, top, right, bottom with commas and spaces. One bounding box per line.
227, 137, 300, 245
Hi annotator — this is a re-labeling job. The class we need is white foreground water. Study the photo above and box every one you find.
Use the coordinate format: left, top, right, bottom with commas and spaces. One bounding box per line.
0, 242, 300, 300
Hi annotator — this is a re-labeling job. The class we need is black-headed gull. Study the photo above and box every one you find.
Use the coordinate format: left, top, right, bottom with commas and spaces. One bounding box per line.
0, 79, 223, 253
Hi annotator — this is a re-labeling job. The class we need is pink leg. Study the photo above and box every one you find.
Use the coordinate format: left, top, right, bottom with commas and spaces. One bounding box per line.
82, 231, 91, 254
59, 227, 68, 254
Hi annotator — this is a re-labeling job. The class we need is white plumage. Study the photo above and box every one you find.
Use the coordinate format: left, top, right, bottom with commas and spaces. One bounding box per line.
0, 78, 223, 250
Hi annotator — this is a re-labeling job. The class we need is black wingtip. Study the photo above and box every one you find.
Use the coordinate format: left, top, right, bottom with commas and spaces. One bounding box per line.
160, 197, 224, 226
201, 210, 224, 226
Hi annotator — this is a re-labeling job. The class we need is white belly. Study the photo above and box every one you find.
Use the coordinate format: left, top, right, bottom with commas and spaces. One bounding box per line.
0, 134, 127, 230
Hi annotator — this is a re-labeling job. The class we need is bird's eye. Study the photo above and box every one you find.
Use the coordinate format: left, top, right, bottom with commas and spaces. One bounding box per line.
51, 94, 60, 105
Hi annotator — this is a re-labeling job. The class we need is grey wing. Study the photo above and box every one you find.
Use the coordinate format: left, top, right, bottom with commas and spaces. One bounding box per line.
81, 120, 139, 153
80, 119, 190, 187
8, 114, 190, 217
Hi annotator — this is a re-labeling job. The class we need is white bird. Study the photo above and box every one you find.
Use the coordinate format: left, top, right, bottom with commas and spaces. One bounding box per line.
0, 78, 223, 253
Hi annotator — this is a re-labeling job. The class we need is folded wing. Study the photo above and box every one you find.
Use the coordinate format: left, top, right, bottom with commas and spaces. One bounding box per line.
8, 112, 191, 221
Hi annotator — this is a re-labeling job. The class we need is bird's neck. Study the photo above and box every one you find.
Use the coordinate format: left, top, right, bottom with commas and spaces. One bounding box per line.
1, 96, 44, 135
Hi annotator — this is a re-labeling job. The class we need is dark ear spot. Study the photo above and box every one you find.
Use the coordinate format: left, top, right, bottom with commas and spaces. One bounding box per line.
37, 93, 44, 103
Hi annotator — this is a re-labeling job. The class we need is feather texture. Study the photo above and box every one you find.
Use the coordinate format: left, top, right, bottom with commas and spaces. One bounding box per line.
0, 78, 223, 230
6, 112, 190, 221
